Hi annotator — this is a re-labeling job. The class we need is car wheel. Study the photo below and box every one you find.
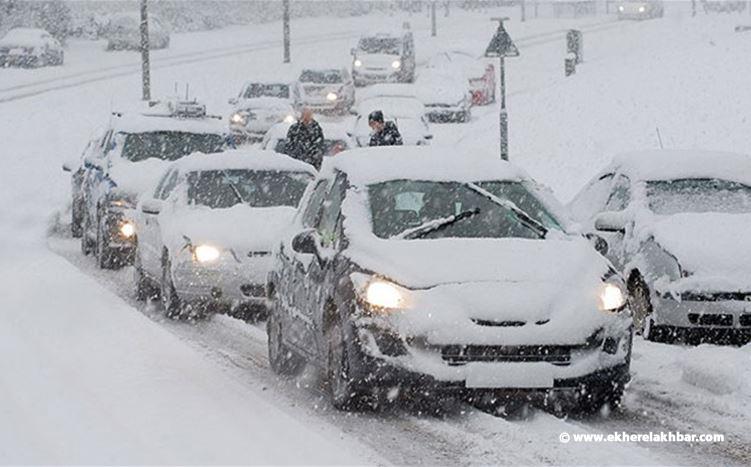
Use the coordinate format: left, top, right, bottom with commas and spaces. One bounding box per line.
161, 255, 183, 319
134, 253, 158, 301
327, 319, 371, 411
572, 381, 625, 416
96, 215, 119, 269
81, 212, 95, 255
71, 201, 83, 238
267, 303, 306, 376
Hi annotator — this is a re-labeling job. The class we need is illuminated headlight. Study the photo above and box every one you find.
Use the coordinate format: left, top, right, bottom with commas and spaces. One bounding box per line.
364, 279, 409, 310
283, 114, 295, 123
230, 112, 246, 125
598, 281, 627, 312
119, 221, 135, 238
354, 59, 362, 67
391, 60, 401, 69
618, 5, 625, 11
326, 92, 338, 101
109, 198, 135, 208
193, 244, 220, 263
638, 6, 645, 12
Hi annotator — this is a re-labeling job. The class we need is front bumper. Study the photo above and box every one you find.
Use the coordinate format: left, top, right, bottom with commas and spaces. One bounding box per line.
653, 293, 751, 330
0, 53, 39, 67
424, 104, 470, 122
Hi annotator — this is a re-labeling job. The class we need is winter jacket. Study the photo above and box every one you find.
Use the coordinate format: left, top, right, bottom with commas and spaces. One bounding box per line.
369, 121, 403, 147
286, 120, 324, 169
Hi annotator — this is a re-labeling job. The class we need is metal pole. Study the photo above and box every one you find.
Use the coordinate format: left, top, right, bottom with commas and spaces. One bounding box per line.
692, 0, 696, 17
499, 56, 508, 161
521, 0, 526, 22
283, 0, 291, 63
140, 0, 150, 101
431, 1, 437, 36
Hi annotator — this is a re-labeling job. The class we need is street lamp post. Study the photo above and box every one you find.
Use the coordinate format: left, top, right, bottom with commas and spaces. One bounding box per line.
485, 17, 519, 161
140, 0, 151, 101
283, 0, 291, 63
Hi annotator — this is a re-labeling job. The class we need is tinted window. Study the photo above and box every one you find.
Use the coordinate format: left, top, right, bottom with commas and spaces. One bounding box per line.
187, 170, 312, 209
121, 132, 224, 162
318, 174, 346, 247
647, 178, 751, 215
302, 180, 329, 228
243, 83, 290, 99
357, 37, 401, 55
299, 70, 343, 84
604, 175, 631, 212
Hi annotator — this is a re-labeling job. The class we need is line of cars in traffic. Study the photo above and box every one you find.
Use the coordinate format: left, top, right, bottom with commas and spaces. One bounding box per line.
62, 84, 751, 413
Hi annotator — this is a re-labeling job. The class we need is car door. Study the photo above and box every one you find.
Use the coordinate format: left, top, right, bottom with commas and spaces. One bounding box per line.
139, 169, 176, 278
281, 178, 330, 354
595, 174, 632, 269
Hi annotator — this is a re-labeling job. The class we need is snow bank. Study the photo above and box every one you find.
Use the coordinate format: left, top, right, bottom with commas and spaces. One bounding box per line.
679, 344, 751, 396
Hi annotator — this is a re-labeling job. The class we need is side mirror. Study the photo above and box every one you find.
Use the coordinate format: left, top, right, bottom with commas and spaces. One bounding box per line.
62, 163, 72, 172
594, 211, 627, 233
141, 198, 162, 215
228, 97, 238, 105
585, 233, 609, 256
292, 229, 317, 255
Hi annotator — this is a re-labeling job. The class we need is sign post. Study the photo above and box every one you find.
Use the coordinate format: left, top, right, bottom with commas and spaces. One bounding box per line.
485, 17, 519, 161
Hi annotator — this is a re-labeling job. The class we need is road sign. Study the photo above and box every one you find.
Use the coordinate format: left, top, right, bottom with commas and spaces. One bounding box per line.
484, 19, 519, 58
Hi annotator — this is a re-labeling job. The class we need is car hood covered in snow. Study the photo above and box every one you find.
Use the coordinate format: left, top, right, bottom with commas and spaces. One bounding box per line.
108, 158, 171, 198
649, 212, 751, 289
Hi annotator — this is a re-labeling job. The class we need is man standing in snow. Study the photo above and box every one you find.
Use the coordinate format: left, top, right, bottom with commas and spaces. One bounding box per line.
368, 110, 403, 147
286, 108, 324, 170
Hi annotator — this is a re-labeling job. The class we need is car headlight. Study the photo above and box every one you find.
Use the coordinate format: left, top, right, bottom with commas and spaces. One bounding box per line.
354, 59, 362, 67
598, 281, 627, 312
119, 221, 135, 238
638, 6, 645, 12
364, 279, 409, 310
391, 60, 401, 69
283, 114, 295, 123
230, 112, 246, 125
326, 92, 338, 101
618, 5, 625, 12
193, 244, 220, 263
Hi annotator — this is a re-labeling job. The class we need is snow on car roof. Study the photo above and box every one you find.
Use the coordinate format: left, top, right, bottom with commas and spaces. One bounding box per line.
2, 28, 48, 39
611, 149, 751, 184
357, 84, 418, 102
234, 96, 293, 110
171, 149, 317, 174
321, 146, 528, 185
111, 112, 226, 135
357, 96, 425, 118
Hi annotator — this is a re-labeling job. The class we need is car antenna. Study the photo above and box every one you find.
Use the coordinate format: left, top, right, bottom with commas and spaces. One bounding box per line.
655, 126, 664, 149
185, 83, 190, 101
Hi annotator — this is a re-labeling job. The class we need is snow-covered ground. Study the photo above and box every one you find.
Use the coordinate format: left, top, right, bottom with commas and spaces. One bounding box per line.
2, 3, 750, 464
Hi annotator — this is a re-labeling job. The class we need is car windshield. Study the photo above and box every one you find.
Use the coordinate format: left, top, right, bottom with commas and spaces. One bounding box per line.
187, 170, 312, 209
647, 178, 751, 215
299, 70, 342, 84
243, 83, 289, 99
358, 37, 401, 55
368, 180, 562, 239
120, 132, 224, 162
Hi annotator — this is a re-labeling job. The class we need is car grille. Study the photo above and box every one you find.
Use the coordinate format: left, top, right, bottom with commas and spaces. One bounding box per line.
471, 318, 550, 327
688, 313, 733, 326
679, 291, 751, 302
441, 344, 574, 366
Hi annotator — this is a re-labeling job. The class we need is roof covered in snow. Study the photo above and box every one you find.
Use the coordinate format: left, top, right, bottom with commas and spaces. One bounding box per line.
611, 149, 751, 184
111, 112, 226, 135
321, 146, 529, 185
170, 149, 317, 174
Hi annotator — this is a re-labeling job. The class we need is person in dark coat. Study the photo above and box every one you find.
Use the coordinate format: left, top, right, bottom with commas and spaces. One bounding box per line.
368, 110, 403, 147
286, 108, 324, 169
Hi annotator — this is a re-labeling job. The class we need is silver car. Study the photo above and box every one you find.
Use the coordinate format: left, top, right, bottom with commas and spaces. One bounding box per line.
568, 150, 751, 344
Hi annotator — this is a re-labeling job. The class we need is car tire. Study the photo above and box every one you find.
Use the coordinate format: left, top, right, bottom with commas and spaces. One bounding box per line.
572, 381, 625, 416
160, 255, 183, 319
95, 214, 119, 269
134, 253, 158, 302
81, 212, 95, 255
327, 318, 371, 411
71, 201, 83, 238
267, 303, 306, 376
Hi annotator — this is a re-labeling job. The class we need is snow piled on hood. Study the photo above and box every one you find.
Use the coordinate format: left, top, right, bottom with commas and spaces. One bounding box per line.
612, 150, 751, 184
108, 158, 171, 196
169, 148, 317, 175
234, 97, 293, 110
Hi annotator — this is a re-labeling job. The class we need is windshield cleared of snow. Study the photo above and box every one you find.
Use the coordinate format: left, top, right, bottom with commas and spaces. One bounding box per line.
647, 178, 751, 215
243, 83, 290, 99
120, 132, 224, 162
299, 70, 342, 84
357, 37, 401, 55
187, 169, 311, 209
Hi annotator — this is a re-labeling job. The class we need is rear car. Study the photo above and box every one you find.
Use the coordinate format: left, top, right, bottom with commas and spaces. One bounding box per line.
262, 121, 355, 157
267, 147, 632, 412
105, 13, 170, 50
134, 150, 315, 320
74, 99, 226, 269
617, 0, 664, 19
424, 51, 495, 106
0, 28, 63, 67
568, 150, 751, 344
351, 29, 415, 86
293, 68, 355, 114
229, 93, 295, 143
415, 70, 472, 123
352, 95, 432, 146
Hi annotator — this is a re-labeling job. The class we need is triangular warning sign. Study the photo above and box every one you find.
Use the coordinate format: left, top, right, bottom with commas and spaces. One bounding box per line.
484, 23, 519, 58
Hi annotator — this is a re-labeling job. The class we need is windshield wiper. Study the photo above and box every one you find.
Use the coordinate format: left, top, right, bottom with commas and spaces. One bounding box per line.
221, 170, 246, 205
392, 207, 481, 240
464, 182, 548, 239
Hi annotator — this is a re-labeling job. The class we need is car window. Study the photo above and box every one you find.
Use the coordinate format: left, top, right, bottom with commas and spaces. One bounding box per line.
568, 173, 614, 221
317, 173, 346, 248
302, 179, 329, 228
153, 169, 173, 198
159, 170, 180, 200
604, 175, 631, 212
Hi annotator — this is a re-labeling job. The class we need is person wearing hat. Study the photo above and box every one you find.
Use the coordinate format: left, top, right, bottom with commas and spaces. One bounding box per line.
368, 110, 403, 147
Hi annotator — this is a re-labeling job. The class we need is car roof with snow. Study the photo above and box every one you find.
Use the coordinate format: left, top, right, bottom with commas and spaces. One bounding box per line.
169, 148, 317, 175
321, 146, 529, 185
608, 149, 751, 184
234, 96, 293, 110
0, 28, 51, 45
356, 96, 425, 118
357, 84, 418, 102
110, 100, 226, 135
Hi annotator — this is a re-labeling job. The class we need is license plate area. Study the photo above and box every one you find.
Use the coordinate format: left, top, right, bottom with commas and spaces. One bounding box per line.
465, 362, 554, 388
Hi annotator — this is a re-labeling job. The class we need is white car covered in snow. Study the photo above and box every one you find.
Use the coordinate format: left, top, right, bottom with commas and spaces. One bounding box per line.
293, 68, 355, 114
352, 94, 432, 146
415, 70, 473, 123
569, 150, 751, 344
268, 146, 633, 412
228, 90, 296, 143
262, 121, 355, 157
616, 0, 664, 19
0, 27, 64, 67
351, 29, 416, 86
134, 149, 316, 320
424, 51, 496, 106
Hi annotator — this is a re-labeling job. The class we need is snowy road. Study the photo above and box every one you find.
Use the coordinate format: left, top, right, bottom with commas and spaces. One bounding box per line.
2, 4, 751, 465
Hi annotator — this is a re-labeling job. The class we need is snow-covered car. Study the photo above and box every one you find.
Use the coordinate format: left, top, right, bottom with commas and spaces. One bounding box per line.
293, 68, 355, 114
75, 99, 226, 269
424, 51, 496, 106
0, 28, 64, 67
105, 13, 170, 50
228, 81, 292, 104
616, 0, 664, 19
568, 150, 751, 344
134, 150, 315, 320
352, 95, 432, 146
267, 146, 633, 412
262, 121, 355, 157
351, 29, 416, 86
415, 70, 472, 123
63, 136, 103, 238
229, 94, 296, 143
